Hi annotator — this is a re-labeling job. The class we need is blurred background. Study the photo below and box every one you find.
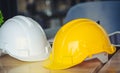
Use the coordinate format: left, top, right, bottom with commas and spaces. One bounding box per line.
0, 0, 119, 39
19, 0, 103, 28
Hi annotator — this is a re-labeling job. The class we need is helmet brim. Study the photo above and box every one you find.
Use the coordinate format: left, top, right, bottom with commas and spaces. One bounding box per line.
42, 53, 87, 70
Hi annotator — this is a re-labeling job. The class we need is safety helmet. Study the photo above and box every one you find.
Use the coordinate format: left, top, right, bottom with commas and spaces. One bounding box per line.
0, 15, 51, 61
43, 18, 116, 70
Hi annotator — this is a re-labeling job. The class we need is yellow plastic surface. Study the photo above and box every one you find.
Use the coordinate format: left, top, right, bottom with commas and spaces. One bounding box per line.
43, 18, 116, 70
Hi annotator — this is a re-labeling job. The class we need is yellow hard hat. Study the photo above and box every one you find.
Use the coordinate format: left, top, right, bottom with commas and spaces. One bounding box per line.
43, 18, 116, 70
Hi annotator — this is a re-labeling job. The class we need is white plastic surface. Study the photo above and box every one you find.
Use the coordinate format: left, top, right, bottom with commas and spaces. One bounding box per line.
0, 15, 51, 61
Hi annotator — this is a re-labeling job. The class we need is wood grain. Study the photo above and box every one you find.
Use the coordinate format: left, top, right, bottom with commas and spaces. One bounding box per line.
0, 55, 102, 73
98, 50, 120, 73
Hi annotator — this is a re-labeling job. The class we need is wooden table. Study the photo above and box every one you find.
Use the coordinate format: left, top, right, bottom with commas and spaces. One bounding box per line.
0, 55, 102, 73
0, 48, 120, 73
98, 50, 120, 73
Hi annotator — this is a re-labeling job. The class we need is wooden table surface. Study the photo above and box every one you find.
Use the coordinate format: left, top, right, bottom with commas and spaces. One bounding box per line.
0, 50, 119, 73
98, 50, 120, 73
0, 55, 102, 73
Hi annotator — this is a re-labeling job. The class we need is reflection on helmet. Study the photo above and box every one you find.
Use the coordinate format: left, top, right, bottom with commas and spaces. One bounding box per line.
0, 15, 51, 61
43, 18, 116, 70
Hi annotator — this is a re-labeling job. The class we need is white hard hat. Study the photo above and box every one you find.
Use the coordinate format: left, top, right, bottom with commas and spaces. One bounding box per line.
0, 15, 51, 61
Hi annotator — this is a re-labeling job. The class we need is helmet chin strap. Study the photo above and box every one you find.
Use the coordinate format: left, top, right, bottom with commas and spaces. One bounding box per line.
85, 52, 108, 63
